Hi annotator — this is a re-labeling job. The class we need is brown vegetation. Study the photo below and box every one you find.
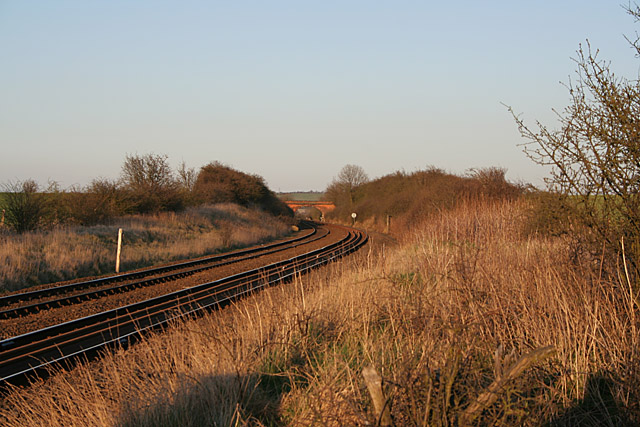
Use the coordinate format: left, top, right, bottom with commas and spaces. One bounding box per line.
327, 166, 523, 230
3, 4, 639, 423
508, 4, 640, 278
1, 197, 637, 425
0, 155, 292, 233
120, 153, 185, 214
325, 164, 369, 211
1, 180, 52, 232
194, 162, 292, 217
0, 203, 290, 293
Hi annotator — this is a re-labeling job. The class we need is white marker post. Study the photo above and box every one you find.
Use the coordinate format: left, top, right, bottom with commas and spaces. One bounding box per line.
351, 212, 357, 226
115, 228, 123, 273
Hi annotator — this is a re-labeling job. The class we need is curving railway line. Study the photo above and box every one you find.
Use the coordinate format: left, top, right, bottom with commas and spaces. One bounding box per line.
0, 222, 325, 319
0, 222, 367, 388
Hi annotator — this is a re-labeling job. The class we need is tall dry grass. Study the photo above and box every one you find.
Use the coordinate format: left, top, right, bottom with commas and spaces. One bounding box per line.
0, 203, 290, 293
1, 199, 638, 426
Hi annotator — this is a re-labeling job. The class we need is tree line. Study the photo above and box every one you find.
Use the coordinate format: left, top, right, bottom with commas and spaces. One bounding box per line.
0, 154, 292, 233
324, 164, 523, 226
322, 5, 640, 280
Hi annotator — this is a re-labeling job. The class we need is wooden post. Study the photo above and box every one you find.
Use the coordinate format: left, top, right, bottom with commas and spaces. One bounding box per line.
362, 365, 392, 426
385, 215, 391, 234
115, 228, 123, 273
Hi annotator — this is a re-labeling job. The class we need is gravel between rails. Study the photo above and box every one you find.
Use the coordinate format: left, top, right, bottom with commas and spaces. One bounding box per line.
0, 225, 346, 340
0, 228, 324, 313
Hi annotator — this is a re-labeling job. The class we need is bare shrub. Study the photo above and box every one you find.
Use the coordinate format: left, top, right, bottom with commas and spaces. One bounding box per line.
63, 179, 128, 225
468, 166, 523, 199
508, 6, 640, 277
2, 200, 637, 425
0, 180, 51, 233
120, 153, 184, 213
327, 167, 523, 229
194, 162, 292, 217
176, 161, 197, 206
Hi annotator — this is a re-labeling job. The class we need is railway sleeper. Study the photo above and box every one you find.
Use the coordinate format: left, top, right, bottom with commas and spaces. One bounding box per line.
0, 227, 367, 388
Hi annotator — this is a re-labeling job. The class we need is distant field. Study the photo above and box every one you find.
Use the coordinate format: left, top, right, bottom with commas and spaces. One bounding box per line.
277, 191, 325, 202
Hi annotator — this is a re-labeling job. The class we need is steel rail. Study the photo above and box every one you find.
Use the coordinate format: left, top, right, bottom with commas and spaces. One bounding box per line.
0, 225, 367, 388
0, 224, 329, 319
0, 222, 317, 307
0, 228, 366, 386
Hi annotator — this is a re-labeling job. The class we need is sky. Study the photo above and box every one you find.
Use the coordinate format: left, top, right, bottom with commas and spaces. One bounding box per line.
1, 1, 639, 192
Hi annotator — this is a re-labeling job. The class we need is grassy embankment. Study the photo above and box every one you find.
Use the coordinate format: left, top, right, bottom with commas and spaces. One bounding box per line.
0, 203, 291, 294
1, 197, 637, 425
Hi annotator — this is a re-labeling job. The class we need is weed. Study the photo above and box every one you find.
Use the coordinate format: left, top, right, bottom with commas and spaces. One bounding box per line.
0, 203, 289, 293
1, 199, 638, 426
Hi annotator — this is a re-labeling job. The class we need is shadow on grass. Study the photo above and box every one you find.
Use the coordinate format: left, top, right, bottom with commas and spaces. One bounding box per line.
546, 372, 636, 426
116, 372, 287, 427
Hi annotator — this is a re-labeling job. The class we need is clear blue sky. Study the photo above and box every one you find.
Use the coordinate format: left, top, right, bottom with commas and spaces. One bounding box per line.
1, 1, 638, 191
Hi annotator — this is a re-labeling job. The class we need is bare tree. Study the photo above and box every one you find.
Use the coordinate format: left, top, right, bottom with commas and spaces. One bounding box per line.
508, 4, 640, 271
337, 164, 369, 189
120, 153, 182, 213
177, 161, 197, 192
326, 164, 369, 212
121, 153, 175, 191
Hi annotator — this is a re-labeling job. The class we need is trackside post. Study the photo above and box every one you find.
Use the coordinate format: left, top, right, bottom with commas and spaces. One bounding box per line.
115, 228, 123, 273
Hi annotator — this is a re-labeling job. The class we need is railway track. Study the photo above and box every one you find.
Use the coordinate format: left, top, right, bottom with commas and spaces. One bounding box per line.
0, 223, 367, 388
0, 222, 325, 319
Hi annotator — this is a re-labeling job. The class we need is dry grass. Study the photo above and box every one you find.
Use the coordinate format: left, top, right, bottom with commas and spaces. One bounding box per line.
0, 203, 290, 293
1, 199, 638, 426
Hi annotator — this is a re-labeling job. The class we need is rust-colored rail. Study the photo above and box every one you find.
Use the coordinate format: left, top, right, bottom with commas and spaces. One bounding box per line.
0, 222, 325, 319
0, 223, 367, 388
